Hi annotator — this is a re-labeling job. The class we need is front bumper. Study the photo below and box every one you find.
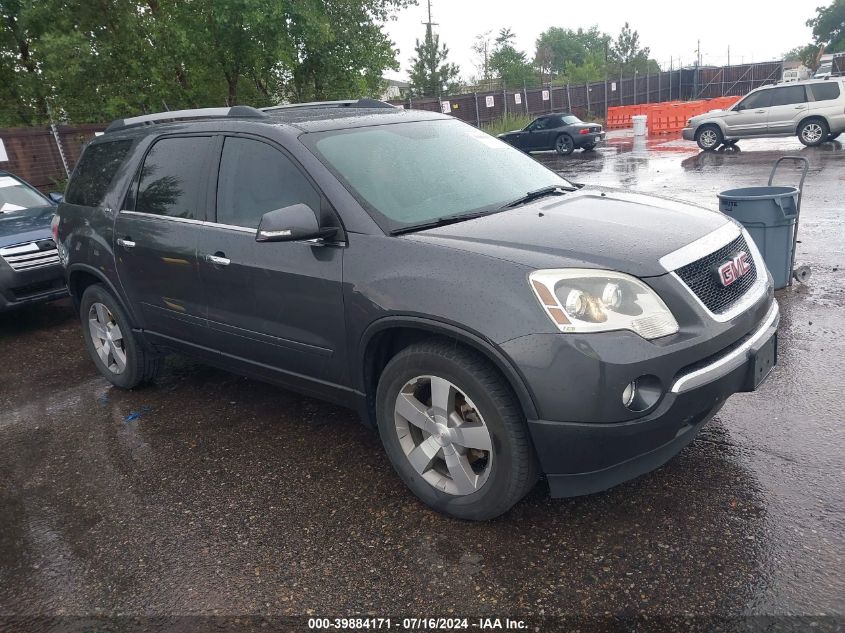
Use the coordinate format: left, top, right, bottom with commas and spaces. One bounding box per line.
0, 262, 68, 311
503, 294, 778, 497
682, 127, 695, 141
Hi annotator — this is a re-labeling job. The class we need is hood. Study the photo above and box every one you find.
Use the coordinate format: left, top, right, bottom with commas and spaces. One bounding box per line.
403, 190, 729, 277
0, 205, 56, 249
691, 109, 730, 123
497, 129, 523, 139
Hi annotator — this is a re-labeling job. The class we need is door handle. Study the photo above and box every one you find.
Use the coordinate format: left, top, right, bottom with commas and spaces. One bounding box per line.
794, 105, 806, 109
754, 109, 766, 113
205, 253, 231, 267
116, 238, 136, 249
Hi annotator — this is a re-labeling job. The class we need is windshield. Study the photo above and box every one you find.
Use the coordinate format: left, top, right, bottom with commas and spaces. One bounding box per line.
0, 175, 49, 212
305, 118, 572, 232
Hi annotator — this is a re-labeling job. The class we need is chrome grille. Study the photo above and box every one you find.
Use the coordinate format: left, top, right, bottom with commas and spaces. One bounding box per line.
0, 239, 60, 271
674, 234, 758, 315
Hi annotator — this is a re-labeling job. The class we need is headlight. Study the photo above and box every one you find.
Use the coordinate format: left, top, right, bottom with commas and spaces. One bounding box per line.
529, 269, 679, 339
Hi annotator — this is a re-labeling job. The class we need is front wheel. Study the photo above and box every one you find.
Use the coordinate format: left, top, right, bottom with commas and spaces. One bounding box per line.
80, 284, 160, 389
555, 134, 575, 156
696, 125, 723, 151
376, 340, 539, 521
798, 119, 829, 146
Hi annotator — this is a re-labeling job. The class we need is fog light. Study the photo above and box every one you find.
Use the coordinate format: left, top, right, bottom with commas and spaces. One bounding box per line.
622, 375, 663, 412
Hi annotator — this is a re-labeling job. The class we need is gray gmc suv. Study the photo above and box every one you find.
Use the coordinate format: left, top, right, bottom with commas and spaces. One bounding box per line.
683, 78, 845, 150
54, 101, 779, 520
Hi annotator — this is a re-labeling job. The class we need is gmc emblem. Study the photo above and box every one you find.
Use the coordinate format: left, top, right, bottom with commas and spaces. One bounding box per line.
716, 251, 751, 287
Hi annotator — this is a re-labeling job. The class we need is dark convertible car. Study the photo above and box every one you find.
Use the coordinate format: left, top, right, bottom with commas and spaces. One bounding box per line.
498, 113, 605, 155
0, 171, 67, 311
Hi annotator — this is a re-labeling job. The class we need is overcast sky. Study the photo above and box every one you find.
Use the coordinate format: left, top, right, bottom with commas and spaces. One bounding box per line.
383, 0, 821, 81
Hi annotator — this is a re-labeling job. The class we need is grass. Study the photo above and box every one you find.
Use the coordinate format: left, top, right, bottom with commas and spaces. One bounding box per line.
481, 113, 534, 137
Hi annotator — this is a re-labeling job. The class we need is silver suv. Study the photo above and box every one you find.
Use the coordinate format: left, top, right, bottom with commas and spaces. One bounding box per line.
682, 78, 845, 150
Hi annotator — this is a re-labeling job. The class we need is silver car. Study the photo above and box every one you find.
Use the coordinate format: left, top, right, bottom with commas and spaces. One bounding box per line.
682, 78, 845, 151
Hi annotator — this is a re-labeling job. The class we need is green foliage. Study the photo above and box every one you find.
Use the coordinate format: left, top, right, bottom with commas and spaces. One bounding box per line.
534, 26, 610, 81
807, 0, 845, 52
608, 22, 659, 75
408, 25, 461, 97
0, 0, 412, 127
783, 44, 822, 69
489, 29, 535, 88
481, 113, 534, 137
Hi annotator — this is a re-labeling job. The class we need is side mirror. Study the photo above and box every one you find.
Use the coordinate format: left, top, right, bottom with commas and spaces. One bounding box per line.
49, 192, 64, 204
255, 203, 336, 243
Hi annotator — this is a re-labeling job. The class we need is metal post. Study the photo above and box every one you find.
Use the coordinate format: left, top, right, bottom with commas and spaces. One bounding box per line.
620, 70, 624, 105
658, 71, 661, 102
549, 83, 553, 112
604, 78, 608, 119
585, 82, 590, 116
523, 81, 528, 115
646, 73, 650, 103
566, 83, 571, 112
474, 92, 480, 127
503, 87, 507, 118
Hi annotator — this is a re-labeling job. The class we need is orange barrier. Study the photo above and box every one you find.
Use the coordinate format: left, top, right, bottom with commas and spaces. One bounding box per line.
606, 97, 741, 134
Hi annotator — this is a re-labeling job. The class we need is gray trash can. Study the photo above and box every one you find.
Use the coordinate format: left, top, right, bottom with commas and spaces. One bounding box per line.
717, 157, 809, 290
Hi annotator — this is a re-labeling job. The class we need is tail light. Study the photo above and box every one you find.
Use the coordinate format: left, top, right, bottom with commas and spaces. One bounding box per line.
50, 214, 59, 242
579, 129, 590, 135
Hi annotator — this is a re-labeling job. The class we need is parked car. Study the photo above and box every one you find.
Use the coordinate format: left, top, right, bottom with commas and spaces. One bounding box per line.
682, 78, 845, 150
497, 113, 605, 155
813, 53, 844, 79
55, 102, 778, 520
0, 171, 67, 311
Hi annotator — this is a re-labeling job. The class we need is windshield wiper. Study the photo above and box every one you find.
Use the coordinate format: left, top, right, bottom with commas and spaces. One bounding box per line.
390, 209, 504, 236
500, 184, 577, 209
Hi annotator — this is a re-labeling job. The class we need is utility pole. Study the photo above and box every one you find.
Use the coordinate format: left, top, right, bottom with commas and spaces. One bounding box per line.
727, 45, 730, 67
696, 40, 701, 67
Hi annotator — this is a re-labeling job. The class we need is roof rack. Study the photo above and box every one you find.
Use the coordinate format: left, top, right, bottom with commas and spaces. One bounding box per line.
261, 99, 396, 113
105, 105, 269, 133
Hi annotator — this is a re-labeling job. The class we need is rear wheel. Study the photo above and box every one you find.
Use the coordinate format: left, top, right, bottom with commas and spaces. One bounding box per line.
376, 340, 539, 521
798, 119, 829, 146
80, 285, 160, 389
555, 134, 575, 156
696, 125, 723, 151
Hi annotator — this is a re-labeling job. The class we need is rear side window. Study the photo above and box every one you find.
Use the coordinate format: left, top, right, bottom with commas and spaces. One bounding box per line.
65, 139, 132, 207
136, 136, 212, 220
769, 85, 807, 106
809, 82, 841, 101
215, 137, 320, 229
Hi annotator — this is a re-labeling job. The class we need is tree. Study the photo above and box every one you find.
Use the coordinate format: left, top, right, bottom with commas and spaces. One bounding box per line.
471, 31, 493, 90
408, 24, 460, 96
807, 0, 845, 52
0, 0, 411, 127
534, 26, 610, 81
783, 44, 822, 69
609, 22, 659, 75
489, 29, 535, 88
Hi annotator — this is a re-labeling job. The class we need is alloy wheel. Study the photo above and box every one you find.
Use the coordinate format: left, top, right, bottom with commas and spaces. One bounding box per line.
699, 129, 718, 149
88, 302, 127, 374
802, 123, 823, 144
393, 375, 493, 496
556, 136, 573, 153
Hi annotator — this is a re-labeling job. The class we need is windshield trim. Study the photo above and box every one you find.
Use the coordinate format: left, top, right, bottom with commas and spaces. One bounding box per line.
300, 119, 574, 236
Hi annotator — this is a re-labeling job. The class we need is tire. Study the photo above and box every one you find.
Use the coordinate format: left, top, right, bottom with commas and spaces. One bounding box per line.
828, 132, 841, 141
375, 340, 540, 521
554, 134, 575, 156
695, 125, 723, 151
581, 143, 596, 151
80, 284, 160, 389
797, 118, 829, 147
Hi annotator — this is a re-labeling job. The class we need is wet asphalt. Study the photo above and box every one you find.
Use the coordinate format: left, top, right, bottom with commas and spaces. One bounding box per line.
0, 132, 843, 629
